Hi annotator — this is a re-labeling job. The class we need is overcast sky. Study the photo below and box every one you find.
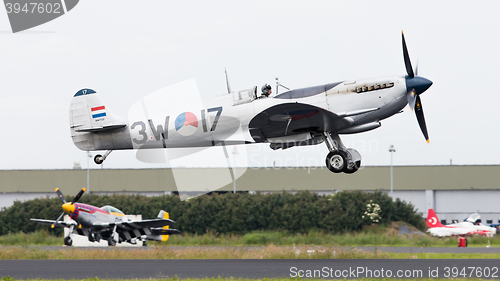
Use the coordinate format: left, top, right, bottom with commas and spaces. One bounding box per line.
0, 1, 499, 170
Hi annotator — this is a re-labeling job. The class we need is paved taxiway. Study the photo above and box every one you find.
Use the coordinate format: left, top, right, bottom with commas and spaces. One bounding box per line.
1, 259, 500, 279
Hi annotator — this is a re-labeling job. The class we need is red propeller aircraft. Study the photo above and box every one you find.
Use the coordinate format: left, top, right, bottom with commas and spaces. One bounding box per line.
31, 188, 180, 246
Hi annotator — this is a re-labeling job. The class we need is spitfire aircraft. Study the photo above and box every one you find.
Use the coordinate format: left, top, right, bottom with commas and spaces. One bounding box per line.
426, 209, 496, 237
30, 188, 181, 246
70, 32, 432, 173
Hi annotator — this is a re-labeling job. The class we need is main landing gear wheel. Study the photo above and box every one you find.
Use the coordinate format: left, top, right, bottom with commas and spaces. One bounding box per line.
88, 232, 95, 242
343, 160, 361, 174
107, 237, 116, 246
94, 233, 101, 242
325, 151, 347, 173
64, 236, 72, 246
322, 132, 362, 174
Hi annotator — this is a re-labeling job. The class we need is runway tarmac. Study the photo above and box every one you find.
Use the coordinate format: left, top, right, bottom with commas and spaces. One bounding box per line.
1, 259, 499, 279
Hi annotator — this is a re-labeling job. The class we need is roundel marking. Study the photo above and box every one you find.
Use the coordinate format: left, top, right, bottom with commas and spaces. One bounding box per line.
175, 112, 199, 136
428, 217, 437, 225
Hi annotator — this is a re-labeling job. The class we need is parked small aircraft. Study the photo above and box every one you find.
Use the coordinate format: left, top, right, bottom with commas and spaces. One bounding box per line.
488, 222, 500, 232
70, 32, 432, 173
426, 209, 496, 237
31, 188, 181, 246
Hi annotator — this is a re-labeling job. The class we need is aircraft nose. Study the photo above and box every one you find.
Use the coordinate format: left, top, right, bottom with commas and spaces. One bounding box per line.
62, 203, 75, 213
406, 76, 433, 95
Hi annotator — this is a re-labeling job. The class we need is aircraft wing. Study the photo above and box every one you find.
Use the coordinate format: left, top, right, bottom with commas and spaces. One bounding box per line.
30, 218, 77, 228
94, 218, 175, 229
248, 103, 352, 143
427, 227, 469, 237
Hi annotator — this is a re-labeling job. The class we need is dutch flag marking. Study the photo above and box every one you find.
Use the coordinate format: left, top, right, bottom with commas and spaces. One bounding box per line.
91, 105, 106, 118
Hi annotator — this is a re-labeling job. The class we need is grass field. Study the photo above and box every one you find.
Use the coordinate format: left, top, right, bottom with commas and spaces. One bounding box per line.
0, 245, 499, 260
2, 223, 498, 248
167, 230, 499, 247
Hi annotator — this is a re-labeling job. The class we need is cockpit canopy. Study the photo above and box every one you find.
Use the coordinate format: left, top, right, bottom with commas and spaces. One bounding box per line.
232, 86, 257, 105
101, 205, 125, 215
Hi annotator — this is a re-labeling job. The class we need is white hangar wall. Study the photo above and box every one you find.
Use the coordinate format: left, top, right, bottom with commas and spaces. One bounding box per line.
392, 190, 500, 224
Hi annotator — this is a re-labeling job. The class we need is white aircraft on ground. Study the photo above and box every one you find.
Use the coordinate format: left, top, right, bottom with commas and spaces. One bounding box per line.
70, 32, 432, 174
426, 209, 496, 237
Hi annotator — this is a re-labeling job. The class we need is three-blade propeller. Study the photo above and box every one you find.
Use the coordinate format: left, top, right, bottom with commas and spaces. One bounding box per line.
402, 31, 433, 143
52, 188, 85, 228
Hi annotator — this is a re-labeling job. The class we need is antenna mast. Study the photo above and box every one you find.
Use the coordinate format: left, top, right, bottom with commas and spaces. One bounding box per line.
275, 77, 290, 95
225, 68, 231, 93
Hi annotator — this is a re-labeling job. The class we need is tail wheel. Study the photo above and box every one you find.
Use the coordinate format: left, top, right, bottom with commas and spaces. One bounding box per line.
64, 236, 72, 246
94, 155, 104, 165
325, 151, 347, 173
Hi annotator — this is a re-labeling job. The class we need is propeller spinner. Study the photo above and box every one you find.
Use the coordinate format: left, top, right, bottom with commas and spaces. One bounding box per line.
402, 31, 433, 143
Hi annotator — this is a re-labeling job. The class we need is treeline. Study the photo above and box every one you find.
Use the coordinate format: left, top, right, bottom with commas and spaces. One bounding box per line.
0, 191, 425, 236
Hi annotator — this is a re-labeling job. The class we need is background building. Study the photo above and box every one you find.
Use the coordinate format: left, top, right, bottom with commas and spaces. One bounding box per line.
0, 165, 499, 224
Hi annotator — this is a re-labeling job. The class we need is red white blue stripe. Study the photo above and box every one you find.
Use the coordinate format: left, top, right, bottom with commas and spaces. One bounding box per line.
91, 105, 106, 118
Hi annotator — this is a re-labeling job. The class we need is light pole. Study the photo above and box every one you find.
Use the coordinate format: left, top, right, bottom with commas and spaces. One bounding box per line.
87, 151, 91, 194
389, 145, 396, 198
232, 146, 238, 193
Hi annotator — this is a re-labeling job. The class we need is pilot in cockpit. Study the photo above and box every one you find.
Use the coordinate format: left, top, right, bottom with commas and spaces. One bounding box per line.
259, 84, 272, 98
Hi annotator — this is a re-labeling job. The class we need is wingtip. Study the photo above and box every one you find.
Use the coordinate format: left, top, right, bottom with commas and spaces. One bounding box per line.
82, 188, 86, 192
55, 188, 59, 192
426, 139, 430, 143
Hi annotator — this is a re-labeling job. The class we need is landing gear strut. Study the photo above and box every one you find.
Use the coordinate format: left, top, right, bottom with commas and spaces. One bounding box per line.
107, 224, 118, 246
322, 132, 361, 174
64, 225, 74, 246
94, 150, 113, 165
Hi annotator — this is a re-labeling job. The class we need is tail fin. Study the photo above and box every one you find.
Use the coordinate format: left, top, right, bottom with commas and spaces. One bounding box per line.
426, 209, 444, 228
157, 210, 170, 242
69, 89, 126, 151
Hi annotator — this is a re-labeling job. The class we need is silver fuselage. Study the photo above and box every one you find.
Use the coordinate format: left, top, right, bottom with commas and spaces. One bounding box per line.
85, 76, 408, 151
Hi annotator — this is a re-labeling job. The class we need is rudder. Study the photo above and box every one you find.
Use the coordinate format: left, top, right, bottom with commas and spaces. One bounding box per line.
158, 210, 170, 242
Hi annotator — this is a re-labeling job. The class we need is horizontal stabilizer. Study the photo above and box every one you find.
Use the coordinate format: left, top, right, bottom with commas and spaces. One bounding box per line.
74, 124, 127, 132
151, 228, 181, 235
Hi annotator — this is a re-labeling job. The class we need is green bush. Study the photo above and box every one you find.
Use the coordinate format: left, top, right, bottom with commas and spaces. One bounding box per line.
0, 190, 425, 235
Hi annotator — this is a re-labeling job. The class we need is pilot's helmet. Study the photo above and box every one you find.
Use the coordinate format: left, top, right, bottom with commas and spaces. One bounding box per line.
261, 84, 272, 95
